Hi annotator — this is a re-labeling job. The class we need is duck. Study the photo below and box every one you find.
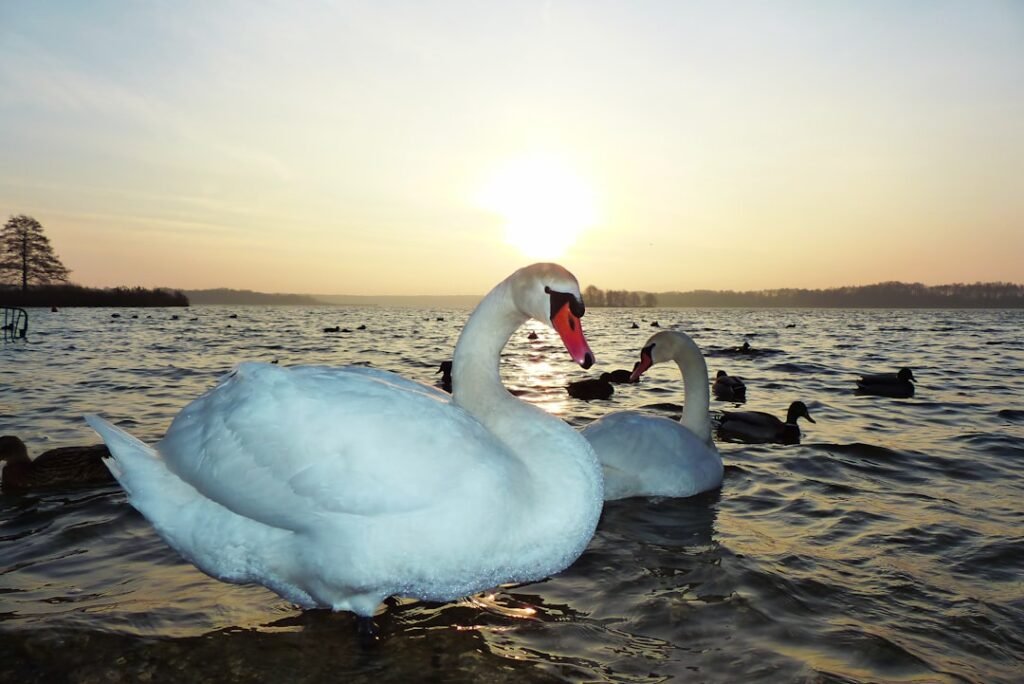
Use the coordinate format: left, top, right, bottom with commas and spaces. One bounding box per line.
581, 331, 723, 500
599, 363, 639, 384
718, 401, 815, 445
84, 263, 604, 637
566, 377, 614, 401
712, 370, 747, 402
856, 367, 915, 398
436, 360, 453, 393
0, 435, 113, 492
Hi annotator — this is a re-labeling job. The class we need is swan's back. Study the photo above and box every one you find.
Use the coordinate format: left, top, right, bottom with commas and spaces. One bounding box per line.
158, 363, 517, 529
583, 411, 723, 500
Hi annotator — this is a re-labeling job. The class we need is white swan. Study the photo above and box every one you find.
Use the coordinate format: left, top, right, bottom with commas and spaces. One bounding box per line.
85, 263, 604, 631
581, 330, 724, 500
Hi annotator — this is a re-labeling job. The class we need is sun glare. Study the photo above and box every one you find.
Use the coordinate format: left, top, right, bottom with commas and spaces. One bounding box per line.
477, 154, 598, 259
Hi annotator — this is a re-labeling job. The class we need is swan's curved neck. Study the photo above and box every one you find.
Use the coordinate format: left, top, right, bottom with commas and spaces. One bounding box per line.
451, 278, 524, 418
668, 336, 712, 444
448, 272, 602, 555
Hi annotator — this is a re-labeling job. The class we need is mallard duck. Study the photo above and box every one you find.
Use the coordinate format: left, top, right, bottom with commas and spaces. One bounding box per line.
0, 435, 113, 492
436, 360, 453, 393
712, 370, 746, 401
599, 363, 639, 384
567, 377, 614, 400
718, 401, 815, 445
856, 367, 915, 398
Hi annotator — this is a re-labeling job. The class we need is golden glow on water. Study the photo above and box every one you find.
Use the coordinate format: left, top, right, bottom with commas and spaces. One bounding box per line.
466, 593, 538, 619
476, 153, 598, 260
504, 321, 574, 417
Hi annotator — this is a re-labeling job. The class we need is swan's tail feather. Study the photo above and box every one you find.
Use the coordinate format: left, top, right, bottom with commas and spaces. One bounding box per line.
83, 414, 158, 493
83, 414, 294, 585
83, 413, 198, 520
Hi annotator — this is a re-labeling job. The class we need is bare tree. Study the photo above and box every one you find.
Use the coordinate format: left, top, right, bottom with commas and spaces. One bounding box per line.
0, 215, 71, 293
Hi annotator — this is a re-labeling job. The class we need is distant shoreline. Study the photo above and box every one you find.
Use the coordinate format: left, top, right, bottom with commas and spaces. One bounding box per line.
6, 282, 1021, 308
182, 281, 1024, 308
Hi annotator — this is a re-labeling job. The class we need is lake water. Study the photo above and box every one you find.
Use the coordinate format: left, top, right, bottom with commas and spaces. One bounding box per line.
1, 305, 1023, 683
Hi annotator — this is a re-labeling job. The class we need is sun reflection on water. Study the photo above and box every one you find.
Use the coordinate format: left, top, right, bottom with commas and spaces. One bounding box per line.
503, 322, 573, 417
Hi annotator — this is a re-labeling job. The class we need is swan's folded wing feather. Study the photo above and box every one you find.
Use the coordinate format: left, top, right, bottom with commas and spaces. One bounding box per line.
158, 363, 512, 531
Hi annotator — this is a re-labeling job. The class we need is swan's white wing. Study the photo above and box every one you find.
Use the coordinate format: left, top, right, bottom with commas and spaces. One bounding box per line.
157, 363, 514, 531
338, 364, 451, 399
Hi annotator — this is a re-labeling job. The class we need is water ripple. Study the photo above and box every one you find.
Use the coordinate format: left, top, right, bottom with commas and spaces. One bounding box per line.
2, 306, 1024, 682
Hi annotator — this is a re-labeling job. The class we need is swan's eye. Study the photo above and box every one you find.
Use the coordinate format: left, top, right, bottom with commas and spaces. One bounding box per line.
544, 286, 585, 320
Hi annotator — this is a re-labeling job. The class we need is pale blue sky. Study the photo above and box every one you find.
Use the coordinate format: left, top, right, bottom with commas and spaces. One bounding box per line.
1, 1, 1022, 294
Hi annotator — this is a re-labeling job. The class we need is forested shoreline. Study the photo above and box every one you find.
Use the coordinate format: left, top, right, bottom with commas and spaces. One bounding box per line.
653, 281, 1024, 308
0, 284, 189, 307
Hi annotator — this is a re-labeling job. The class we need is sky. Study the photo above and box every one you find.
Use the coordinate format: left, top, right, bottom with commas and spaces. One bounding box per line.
1, 1, 1022, 295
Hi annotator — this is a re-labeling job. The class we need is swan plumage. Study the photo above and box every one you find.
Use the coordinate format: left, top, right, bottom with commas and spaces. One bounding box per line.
85, 263, 604, 620
581, 330, 723, 500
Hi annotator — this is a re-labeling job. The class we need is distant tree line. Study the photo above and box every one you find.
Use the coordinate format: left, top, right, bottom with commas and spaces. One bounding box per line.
184, 288, 320, 305
0, 283, 189, 307
656, 281, 1024, 308
584, 285, 658, 307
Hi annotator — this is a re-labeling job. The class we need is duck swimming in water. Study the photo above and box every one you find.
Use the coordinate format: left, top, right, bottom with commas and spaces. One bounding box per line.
566, 377, 614, 401
0, 436, 113, 492
436, 360, 453, 393
718, 401, 815, 445
856, 367, 915, 398
712, 370, 746, 402
84, 263, 603, 637
599, 363, 639, 384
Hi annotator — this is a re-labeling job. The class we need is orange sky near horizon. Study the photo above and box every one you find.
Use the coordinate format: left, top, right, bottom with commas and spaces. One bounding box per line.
1, 2, 1022, 296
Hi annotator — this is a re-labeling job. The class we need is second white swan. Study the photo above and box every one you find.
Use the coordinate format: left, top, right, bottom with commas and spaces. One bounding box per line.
582, 330, 724, 500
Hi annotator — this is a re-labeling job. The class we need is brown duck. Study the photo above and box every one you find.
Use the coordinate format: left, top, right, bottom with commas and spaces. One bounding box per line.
0, 435, 114, 492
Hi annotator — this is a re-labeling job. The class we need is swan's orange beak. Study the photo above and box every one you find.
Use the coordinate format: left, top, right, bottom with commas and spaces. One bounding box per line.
629, 344, 655, 382
551, 303, 594, 369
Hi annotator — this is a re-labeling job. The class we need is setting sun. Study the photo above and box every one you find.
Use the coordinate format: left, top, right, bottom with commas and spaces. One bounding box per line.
476, 153, 598, 260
